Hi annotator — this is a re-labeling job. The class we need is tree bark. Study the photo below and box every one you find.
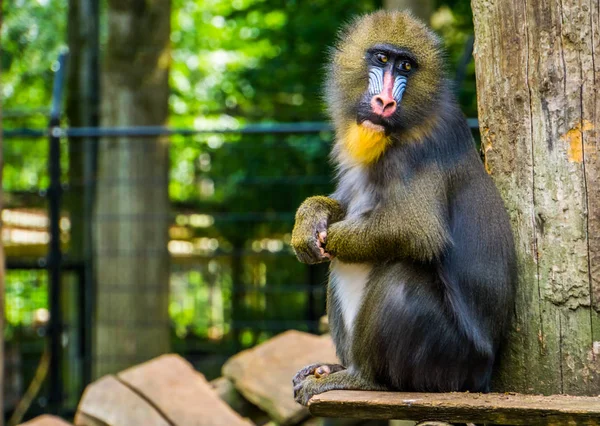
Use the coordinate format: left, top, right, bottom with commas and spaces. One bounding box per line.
66, 0, 100, 394
384, 0, 433, 23
471, 0, 600, 395
93, 0, 171, 378
66, 0, 99, 256
0, 3, 5, 420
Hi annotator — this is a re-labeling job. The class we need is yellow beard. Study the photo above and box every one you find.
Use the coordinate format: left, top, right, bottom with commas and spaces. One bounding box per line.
343, 122, 391, 165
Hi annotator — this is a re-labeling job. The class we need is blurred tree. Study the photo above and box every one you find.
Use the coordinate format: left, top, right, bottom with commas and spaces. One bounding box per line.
1, 1, 5, 421
66, 0, 99, 256
92, 0, 171, 378
384, 0, 433, 22
65, 0, 99, 398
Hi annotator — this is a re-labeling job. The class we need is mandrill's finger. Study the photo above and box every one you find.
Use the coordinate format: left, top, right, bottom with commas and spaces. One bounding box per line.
318, 230, 327, 244
319, 246, 332, 259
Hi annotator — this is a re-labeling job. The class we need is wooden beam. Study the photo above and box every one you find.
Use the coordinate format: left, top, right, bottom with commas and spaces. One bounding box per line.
308, 391, 600, 425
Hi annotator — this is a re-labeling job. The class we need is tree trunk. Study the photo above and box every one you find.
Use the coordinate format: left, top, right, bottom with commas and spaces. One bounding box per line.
0, 5, 5, 419
66, 0, 100, 394
66, 0, 99, 255
384, 0, 433, 23
471, 0, 600, 395
93, 0, 171, 378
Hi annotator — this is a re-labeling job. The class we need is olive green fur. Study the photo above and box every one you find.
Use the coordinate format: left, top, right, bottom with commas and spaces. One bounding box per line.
326, 165, 450, 263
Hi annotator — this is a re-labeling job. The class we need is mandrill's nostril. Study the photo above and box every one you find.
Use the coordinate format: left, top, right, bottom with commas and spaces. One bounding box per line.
372, 95, 397, 116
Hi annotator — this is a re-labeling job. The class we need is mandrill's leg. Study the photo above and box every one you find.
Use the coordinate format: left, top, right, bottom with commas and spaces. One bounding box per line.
293, 367, 388, 406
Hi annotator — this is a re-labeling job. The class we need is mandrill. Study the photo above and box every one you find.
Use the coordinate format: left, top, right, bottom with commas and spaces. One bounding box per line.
291, 10, 516, 405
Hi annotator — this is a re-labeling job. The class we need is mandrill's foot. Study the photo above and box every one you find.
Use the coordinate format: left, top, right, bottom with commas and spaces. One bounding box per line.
293, 363, 346, 406
293, 364, 389, 406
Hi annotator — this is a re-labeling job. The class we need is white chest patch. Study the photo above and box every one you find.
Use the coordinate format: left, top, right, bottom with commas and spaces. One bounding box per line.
330, 260, 372, 334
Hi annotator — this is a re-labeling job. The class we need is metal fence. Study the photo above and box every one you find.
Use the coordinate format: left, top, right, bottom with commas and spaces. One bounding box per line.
3, 52, 337, 421
3, 52, 480, 421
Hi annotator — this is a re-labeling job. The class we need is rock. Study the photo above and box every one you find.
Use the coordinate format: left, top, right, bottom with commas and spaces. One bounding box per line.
19, 415, 72, 426
75, 375, 170, 426
223, 330, 338, 425
117, 354, 251, 426
75, 354, 251, 426
211, 376, 268, 423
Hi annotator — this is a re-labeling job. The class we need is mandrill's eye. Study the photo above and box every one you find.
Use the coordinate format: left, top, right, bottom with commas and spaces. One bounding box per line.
375, 53, 389, 64
398, 60, 412, 72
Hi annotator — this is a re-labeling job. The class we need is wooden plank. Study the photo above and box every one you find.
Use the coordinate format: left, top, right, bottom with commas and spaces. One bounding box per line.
74, 375, 170, 426
309, 391, 600, 425
118, 354, 251, 426
223, 330, 338, 425
19, 416, 72, 426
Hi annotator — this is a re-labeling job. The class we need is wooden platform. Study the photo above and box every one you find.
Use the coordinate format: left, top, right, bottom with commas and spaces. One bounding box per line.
308, 390, 600, 425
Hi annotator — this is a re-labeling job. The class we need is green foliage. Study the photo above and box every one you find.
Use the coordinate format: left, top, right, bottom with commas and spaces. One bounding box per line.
2, 0, 68, 192
2, 0, 66, 113
4, 270, 48, 338
432, 0, 478, 117
2, 0, 480, 349
170, 0, 380, 126
169, 0, 381, 246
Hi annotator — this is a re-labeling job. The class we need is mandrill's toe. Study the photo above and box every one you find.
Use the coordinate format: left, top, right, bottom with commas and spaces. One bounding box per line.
292, 363, 321, 387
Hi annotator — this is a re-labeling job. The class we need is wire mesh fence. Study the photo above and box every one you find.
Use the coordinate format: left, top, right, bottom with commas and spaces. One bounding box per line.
3, 117, 336, 419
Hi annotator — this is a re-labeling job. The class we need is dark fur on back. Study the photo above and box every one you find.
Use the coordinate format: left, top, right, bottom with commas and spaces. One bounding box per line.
328, 83, 516, 391
324, 12, 517, 389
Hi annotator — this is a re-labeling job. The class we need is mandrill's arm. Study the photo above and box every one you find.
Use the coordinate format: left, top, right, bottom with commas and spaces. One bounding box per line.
291, 196, 345, 264
325, 194, 451, 263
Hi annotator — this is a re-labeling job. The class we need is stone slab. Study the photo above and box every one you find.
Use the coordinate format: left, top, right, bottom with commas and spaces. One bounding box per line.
223, 330, 338, 425
19, 415, 73, 426
118, 354, 251, 426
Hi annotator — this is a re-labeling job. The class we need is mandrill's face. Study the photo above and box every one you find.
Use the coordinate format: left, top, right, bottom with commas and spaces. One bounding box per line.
358, 43, 418, 133
325, 11, 446, 138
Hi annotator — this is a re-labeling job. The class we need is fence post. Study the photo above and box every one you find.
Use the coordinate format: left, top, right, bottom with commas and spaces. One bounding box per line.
47, 51, 68, 414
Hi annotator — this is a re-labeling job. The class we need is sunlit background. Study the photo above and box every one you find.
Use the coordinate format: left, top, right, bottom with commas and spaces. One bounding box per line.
2, 0, 478, 421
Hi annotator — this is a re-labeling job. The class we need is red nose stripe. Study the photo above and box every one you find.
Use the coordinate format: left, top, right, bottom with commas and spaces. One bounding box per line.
381, 71, 395, 99
371, 71, 397, 117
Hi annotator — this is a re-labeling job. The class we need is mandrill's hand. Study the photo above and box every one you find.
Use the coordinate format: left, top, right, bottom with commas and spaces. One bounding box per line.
291, 196, 344, 264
